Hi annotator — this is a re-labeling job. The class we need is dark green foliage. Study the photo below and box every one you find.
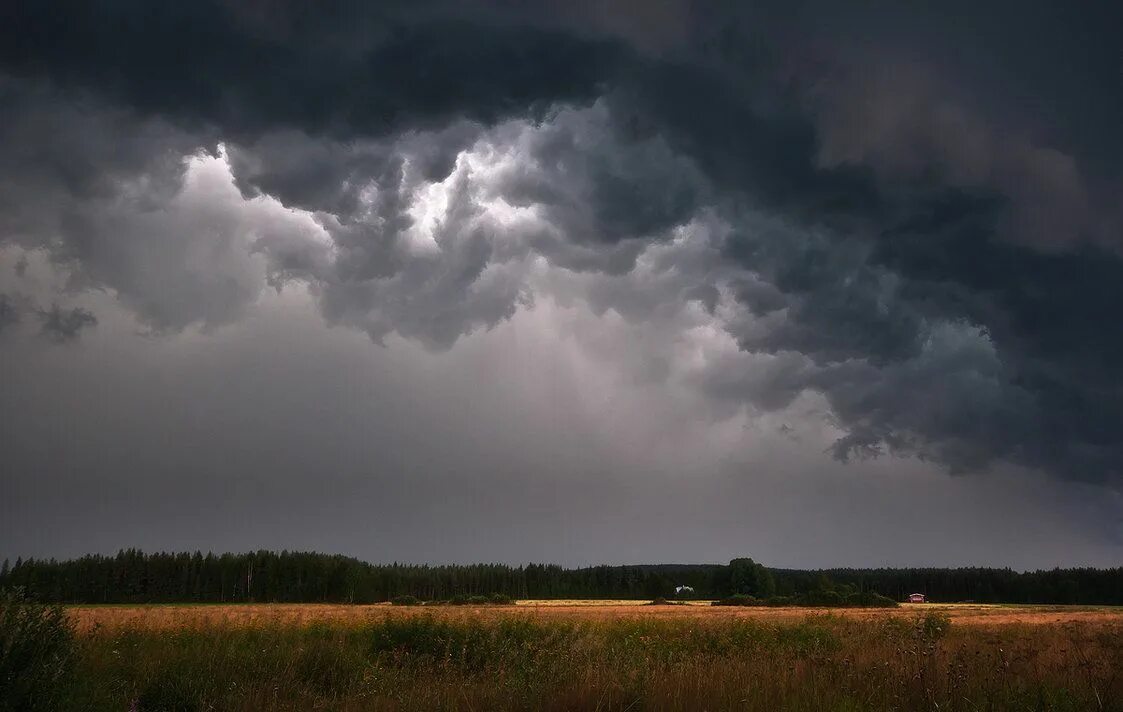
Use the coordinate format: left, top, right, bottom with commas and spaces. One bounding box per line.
712, 594, 759, 606
2, 550, 1121, 605
846, 591, 898, 608
0, 588, 77, 712
729, 558, 776, 598
918, 611, 952, 641
391, 595, 421, 606
713, 590, 898, 608
424, 594, 512, 606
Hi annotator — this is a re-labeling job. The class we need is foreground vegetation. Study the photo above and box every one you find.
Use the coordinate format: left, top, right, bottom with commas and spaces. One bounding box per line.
5, 592, 1123, 711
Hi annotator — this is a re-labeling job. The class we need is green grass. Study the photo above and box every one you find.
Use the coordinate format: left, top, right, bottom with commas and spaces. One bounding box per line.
0, 590, 76, 712
37, 611, 1118, 711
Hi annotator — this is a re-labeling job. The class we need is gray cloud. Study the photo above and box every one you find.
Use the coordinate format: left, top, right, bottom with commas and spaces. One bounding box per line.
805, 61, 1118, 254
0, 289, 99, 343
37, 303, 97, 342
0, 293, 20, 334
0, 2, 627, 141
0, 0, 1122, 518
3, 285, 1121, 568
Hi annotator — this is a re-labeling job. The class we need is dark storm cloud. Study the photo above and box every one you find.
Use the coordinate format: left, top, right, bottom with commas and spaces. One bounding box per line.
487, 104, 707, 266
222, 102, 711, 348
0, 291, 98, 342
1, 0, 1122, 488
37, 303, 97, 342
0, 294, 21, 334
0, 1, 626, 141
576, 3, 1123, 482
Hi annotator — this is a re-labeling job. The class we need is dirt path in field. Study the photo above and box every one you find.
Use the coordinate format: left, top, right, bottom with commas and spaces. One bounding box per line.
67, 601, 1123, 632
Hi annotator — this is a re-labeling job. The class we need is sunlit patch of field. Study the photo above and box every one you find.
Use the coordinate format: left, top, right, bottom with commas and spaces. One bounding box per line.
516, 598, 715, 607
68, 600, 1123, 632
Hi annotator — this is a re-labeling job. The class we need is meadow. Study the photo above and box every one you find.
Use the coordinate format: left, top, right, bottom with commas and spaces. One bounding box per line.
7, 600, 1121, 711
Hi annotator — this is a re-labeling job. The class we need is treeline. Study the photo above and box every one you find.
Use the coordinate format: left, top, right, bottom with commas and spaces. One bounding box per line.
0, 551, 725, 604
1, 550, 1121, 605
771, 567, 1123, 605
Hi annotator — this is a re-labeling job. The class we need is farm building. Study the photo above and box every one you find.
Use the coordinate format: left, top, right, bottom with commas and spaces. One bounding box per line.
908, 593, 926, 603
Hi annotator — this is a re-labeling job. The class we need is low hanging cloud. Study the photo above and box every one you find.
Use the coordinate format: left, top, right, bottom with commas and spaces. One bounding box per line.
1, 0, 1121, 487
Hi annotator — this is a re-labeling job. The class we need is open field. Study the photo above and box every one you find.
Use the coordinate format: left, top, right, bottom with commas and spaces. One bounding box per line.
0, 600, 1110, 710
67, 599, 1123, 631
55, 603, 1123, 711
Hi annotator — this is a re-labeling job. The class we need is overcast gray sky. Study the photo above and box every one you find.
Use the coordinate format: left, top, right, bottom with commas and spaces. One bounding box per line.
2, 1, 1121, 569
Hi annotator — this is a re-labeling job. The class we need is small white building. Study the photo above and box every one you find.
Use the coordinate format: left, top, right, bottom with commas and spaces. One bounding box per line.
675, 585, 695, 596
907, 593, 926, 603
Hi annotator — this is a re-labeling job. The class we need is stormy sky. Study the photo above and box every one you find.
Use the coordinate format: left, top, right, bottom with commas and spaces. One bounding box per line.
2, 1, 1121, 569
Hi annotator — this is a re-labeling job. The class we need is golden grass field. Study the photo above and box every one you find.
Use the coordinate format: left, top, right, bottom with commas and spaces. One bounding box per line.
67, 599, 1123, 631
32, 600, 1123, 710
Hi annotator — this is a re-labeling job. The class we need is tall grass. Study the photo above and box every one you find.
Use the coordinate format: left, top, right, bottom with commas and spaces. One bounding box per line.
0, 589, 77, 712
61, 611, 1123, 711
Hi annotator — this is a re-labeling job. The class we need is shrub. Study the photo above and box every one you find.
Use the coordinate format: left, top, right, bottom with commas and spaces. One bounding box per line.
488, 593, 513, 605
918, 611, 951, 641
0, 588, 77, 712
712, 594, 759, 606
803, 590, 844, 607
390, 595, 420, 606
763, 596, 794, 607
860, 591, 899, 608
713, 592, 897, 608
466, 595, 490, 606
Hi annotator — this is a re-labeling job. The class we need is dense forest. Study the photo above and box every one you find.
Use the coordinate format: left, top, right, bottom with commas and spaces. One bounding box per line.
2, 550, 1121, 605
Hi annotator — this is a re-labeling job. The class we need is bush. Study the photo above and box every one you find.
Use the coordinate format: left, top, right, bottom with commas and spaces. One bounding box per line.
803, 590, 844, 607
712, 594, 760, 606
0, 588, 77, 712
918, 611, 951, 640
649, 597, 671, 606
390, 595, 420, 606
852, 591, 899, 608
412, 593, 514, 606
